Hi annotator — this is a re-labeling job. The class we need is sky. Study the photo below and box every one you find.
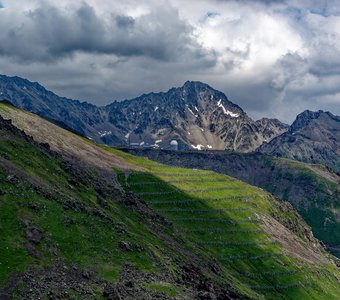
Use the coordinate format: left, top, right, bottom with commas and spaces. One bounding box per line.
0, 0, 340, 122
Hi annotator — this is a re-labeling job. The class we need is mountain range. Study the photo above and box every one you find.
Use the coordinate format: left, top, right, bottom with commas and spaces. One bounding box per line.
0, 75, 289, 152
1, 74, 340, 174
2, 74, 340, 170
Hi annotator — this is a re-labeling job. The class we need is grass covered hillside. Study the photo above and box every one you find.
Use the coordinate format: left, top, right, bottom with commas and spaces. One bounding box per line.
0, 106, 247, 299
0, 102, 340, 299
124, 149, 340, 258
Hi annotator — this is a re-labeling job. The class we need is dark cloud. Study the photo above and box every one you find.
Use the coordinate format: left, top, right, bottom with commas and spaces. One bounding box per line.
0, 2, 213, 64
115, 15, 135, 28
309, 47, 340, 77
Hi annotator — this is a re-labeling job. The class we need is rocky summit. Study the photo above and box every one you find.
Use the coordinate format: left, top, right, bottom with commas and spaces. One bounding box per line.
258, 110, 340, 172
0, 75, 288, 152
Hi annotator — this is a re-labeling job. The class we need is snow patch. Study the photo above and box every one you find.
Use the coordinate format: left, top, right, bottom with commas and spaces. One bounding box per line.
140, 141, 145, 146
207, 145, 212, 149
226, 110, 240, 118
98, 130, 112, 137
194, 106, 199, 112
187, 131, 191, 135
87, 136, 93, 140
125, 132, 130, 140
155, 139, 162, 144
200, 128, 204, 132
191, 144, 205, 150
187, 106, 198, 117
154, 106, 159, 111
217, 99, 239, 118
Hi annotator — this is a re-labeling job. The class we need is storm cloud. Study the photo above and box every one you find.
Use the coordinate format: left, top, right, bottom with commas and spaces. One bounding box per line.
0, 0, 339, 122
0, 1, 212, 63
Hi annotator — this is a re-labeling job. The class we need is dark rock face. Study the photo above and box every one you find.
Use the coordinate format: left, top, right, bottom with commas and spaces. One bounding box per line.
26, 228, 42, 243
103, 80, 288, 152
119, 241, 132, 252
0, 261, 100, 300
0, 75, 288, 152
258, 110, 340, 172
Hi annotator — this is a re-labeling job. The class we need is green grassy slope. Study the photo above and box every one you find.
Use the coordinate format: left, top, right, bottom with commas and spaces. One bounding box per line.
105, 148, 340, 299
0, 103, 340, 299
123, 149, 340, 257
1, 116, 243, 299
272, 159, 340, 249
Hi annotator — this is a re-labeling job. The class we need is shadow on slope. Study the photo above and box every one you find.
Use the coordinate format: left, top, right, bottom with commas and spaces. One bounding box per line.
124, 149, 340, 258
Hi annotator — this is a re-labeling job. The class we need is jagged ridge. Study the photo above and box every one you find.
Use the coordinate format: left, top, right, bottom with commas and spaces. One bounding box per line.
0, 75, 288, 152
258, 110, 340, 172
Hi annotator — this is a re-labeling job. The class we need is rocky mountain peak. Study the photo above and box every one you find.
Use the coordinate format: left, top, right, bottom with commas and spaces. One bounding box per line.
0, 74, 288, 152
180, 81, 218, 97
177, 81, 245, 117
289, 110, 339, 133
290, 110, 324, 132
259, 109, 340, 172
0, 74, 50, 97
